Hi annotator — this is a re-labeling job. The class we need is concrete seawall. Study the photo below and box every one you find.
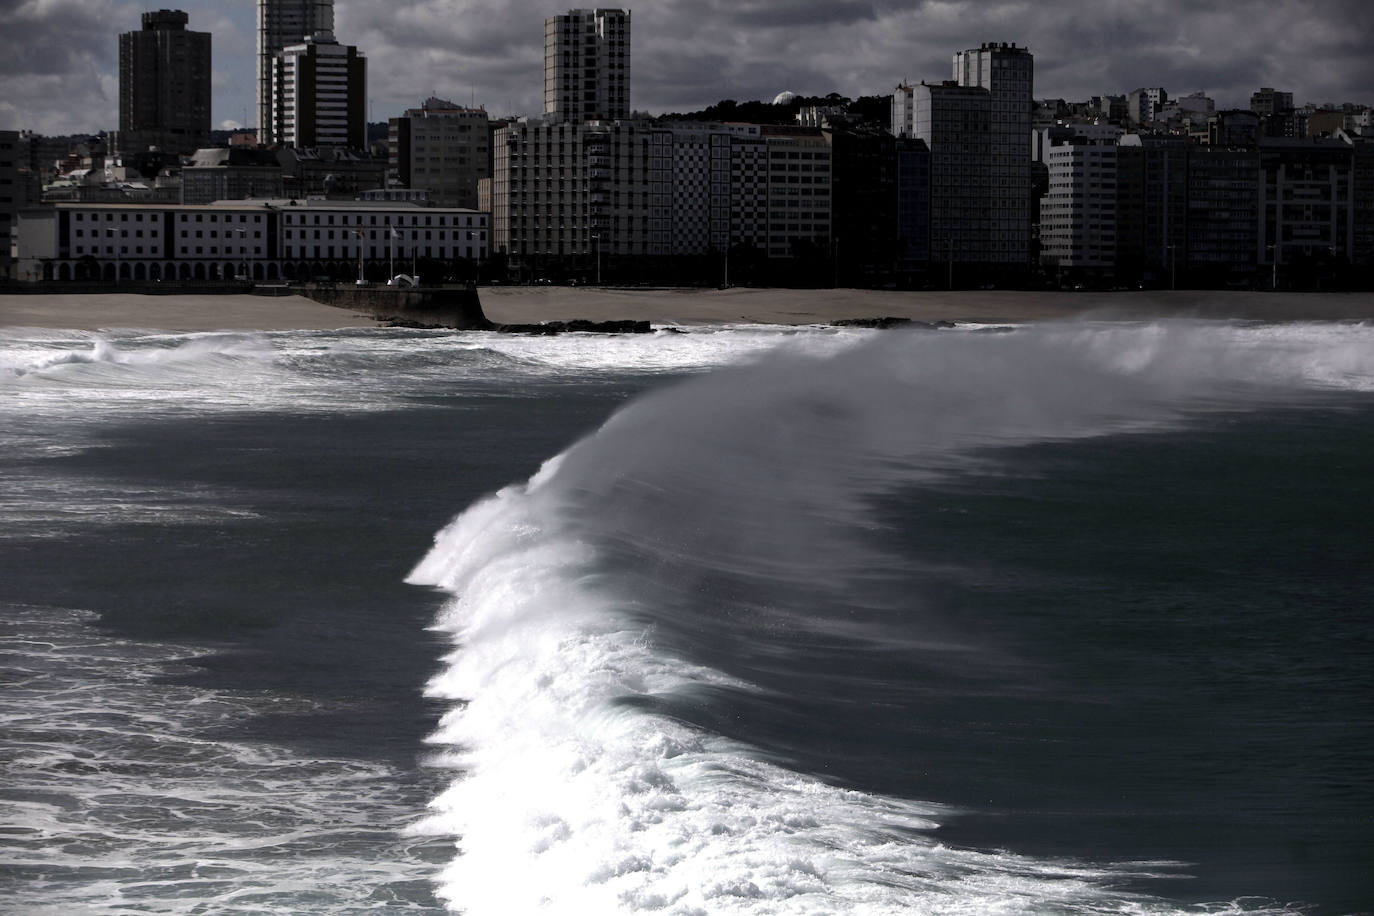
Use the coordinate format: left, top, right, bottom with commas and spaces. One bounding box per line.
296, 284, 491, 329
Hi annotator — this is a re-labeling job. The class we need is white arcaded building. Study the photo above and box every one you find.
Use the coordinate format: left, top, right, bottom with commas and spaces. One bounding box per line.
15, 200, 487, 283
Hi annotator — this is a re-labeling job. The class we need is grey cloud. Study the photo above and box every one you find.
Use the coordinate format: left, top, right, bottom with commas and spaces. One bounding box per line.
3, 0, 1372, 136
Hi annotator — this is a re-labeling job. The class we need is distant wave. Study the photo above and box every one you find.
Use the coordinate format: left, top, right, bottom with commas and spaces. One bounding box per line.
6, 332, 274, 379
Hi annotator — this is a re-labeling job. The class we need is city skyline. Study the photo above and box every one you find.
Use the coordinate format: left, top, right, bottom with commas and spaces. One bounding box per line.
2, 0, 1372, 137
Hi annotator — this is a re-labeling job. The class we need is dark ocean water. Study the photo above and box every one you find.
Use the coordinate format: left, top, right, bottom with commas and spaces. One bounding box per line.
1, 317, 1370, 914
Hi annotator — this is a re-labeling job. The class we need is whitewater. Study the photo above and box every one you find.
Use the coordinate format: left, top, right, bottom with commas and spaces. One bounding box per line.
1, 316, 1370, 914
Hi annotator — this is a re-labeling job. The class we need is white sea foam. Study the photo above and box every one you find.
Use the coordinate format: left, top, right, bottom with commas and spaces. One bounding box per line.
0, 604, 446, 915
410, 320, 1369, 914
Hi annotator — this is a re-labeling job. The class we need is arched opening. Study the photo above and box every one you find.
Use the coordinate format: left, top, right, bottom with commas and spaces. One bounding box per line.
224, 262, 236, 281
58, 263, 70, 281
119, 262, 132, 280
134, 262, 147, 281
149, 263, 161, 281
180, 263, 192, 280
103, 263, 116, 281
194, 263, 206, 281
254, 262, 265, 281
266, 262, 279, 281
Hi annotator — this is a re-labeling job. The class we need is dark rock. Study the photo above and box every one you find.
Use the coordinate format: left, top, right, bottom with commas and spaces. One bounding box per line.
832, 317, 957, 330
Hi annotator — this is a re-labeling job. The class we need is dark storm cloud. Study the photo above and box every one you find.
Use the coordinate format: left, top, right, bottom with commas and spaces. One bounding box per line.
2, 0, 1371, 135
0, 0, 136, 133
702, 0, 880, 29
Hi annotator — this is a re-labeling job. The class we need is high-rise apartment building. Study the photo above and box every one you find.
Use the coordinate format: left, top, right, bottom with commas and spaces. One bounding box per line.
272, 32, 366, 149
389, 99, 490, 209
1041, 140, 1118, 274
544, 9, 631, 123
953, 42, 1033, 266
118, 10, 212, 156
911, 81, 991, 273
257, 0, 334, 144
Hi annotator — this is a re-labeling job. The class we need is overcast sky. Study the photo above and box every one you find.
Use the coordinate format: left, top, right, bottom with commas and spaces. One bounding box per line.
2, 0, 1371, 136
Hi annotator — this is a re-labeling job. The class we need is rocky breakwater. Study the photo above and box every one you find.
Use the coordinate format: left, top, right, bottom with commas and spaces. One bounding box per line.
297, 283, 490, 330
297, 284, 653, 334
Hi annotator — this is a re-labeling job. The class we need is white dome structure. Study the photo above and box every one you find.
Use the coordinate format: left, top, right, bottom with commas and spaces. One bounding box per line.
773, 91, 797, 105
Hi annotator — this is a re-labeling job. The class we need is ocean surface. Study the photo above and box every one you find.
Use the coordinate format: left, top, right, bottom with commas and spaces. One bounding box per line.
1, 311, 1371, 915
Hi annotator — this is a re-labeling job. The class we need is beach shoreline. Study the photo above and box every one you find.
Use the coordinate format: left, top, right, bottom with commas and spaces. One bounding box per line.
3, 286, 1374, 332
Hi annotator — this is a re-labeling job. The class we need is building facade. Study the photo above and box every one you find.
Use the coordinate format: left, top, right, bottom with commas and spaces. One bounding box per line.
891, 83, 916, 138
257, 0, 334, 145
15, 200, 487, 283
912, 81, 991, 273
118, 10, 212, 156
493, 117, 832, 278
389, 99, 490, 209
953, 42, 1033, 267
1040, 141, 1118, 275
895, 137, 931, 271
544, 9, 631, 123
1, 130, 17, 279
272, 32, 366, 149
1250, 87, 1294, 118
1260, 138, 1355, 283
181, 148, 286, 204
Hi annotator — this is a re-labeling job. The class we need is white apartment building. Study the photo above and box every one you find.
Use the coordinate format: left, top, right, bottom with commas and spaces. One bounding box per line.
15, 201, 486, 282
544, 9, 631, 123
891, 83, 916, 139
257, 0, 333, 144
1040, 142, 1118, 272
273, 32, 367, 149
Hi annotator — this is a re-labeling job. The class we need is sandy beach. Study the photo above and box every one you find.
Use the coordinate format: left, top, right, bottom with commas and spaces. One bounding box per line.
3, 286, 1374, 332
